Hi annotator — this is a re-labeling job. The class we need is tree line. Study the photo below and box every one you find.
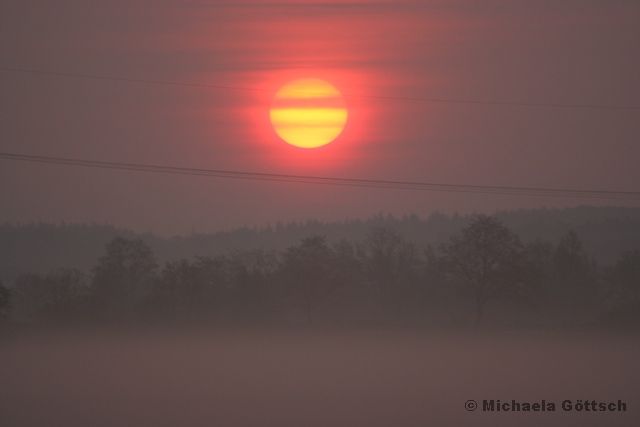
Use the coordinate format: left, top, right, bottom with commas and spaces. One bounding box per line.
1, 215, 638, 329
3, 206, 640, 284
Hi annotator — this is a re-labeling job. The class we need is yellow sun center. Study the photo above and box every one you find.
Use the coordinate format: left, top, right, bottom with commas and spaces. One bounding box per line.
270, 78, 348, 149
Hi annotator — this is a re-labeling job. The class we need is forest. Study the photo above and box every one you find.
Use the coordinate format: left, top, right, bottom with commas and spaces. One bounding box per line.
1, 208, 639, 329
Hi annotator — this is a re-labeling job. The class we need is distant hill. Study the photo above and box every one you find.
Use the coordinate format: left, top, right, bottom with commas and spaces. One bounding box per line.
2, 206, 640, 283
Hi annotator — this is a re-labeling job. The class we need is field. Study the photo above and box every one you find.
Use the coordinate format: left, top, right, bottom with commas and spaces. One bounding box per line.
1, 328, 638, 427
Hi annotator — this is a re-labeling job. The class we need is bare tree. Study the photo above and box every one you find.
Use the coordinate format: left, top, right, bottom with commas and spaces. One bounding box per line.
440, 215, 525, 326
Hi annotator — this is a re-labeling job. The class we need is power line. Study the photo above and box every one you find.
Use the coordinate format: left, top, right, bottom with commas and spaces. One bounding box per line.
1, 152, 639, 202
2, 66, 639, 111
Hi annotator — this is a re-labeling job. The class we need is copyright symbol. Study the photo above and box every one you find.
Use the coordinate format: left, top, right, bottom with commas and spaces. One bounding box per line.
465, 400, 478, 411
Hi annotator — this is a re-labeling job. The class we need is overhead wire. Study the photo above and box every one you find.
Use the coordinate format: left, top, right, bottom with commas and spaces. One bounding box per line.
2, 66, 638, 202
1, 152, 639, 202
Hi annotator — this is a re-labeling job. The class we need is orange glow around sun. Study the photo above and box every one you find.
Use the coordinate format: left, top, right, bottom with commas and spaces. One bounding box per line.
269, 78, 348, 149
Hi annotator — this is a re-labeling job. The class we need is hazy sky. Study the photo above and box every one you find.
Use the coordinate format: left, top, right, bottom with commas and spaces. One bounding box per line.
2, 0, 639, 234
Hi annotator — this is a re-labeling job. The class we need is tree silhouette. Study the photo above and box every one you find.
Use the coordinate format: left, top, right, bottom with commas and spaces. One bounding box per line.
154, 259, 205, 319
605, 250, 640, 324
92, 237, 157, 319
13, 269, 88, 322
278, 236, 339, 325
1, 215, 638, 329
361, 227, 420, 315
550, 230, 598, 310
553, 231, 595, 278
440, 215, 525, 326
152, 256, 231, 320
520, 240, 555, 307
224, 250, 278, 320
0, 281, 10, 319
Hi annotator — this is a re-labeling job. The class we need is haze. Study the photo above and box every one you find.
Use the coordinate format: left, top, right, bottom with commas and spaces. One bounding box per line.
2, 0, 639, 234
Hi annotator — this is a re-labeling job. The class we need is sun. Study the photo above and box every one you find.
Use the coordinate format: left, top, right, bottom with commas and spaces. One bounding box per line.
269, 78, 348, 149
